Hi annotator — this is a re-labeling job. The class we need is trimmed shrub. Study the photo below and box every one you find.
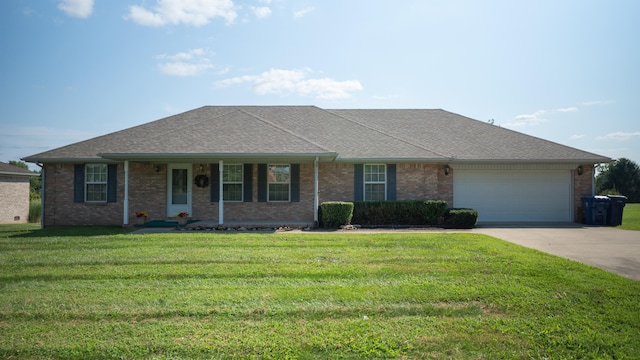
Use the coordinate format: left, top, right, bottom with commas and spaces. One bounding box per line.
442, 208, 478, 229
351, 200, 448, 226
320, 202, 354, 228
422, 200, 449, 225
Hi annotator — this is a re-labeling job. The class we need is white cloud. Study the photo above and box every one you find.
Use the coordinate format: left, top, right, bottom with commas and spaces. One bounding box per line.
58, 0, 93, 18
251, 6, 271, 19
569, 134, 586, 140
126, 0, 237, 26
506, 106, 579, 127
156, 48, 214, 76
506, 110, 548, 127
293, 6, 315, 19
597, 131, 640, 141
583, 100, 613, 106
557, 107, 577, 113
216, 68, 363, 100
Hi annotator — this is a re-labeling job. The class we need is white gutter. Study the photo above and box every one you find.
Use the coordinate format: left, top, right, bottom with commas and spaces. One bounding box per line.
123, 160, 129, 225
314, 156, 319, 226
219, 160, 224, 225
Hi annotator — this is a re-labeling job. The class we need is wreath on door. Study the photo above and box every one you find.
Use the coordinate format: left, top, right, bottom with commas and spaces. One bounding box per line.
194, 174, 209, 188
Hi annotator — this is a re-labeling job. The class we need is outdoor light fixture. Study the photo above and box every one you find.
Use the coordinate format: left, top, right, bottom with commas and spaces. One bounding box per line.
199, 164, 204, 172
444, 165, 451, 175
577, 165, 583, 175
154, 165, 160, 173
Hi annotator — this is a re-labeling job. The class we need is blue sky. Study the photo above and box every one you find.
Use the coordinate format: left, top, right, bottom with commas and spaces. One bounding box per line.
1, 0, 639, 170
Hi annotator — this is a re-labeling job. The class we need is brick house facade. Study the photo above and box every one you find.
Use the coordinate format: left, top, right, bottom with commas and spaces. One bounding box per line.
40, 161, 596, 226
0, 174, 32, 224
0, 162, 38, 224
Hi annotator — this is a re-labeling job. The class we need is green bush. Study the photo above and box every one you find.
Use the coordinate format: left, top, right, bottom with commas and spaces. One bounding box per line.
442, 208, 478, 229
28, 199, 41, 223
598, 188, 623, 196
320, 202, 354, 228
351, 200, 448, 226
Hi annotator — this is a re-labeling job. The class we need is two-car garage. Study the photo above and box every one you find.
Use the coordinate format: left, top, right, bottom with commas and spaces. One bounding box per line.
453, 169, 573, 223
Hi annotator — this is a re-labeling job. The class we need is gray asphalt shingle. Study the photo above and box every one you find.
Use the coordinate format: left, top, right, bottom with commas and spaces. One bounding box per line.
23, 106, 610, 163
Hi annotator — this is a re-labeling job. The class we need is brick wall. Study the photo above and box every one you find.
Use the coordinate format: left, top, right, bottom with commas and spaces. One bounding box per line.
195, 163, 316, 224
43, 161, 590, 225
128, 163, 167, 223
43, 164, 123, 226
0, 175, 31, 224
573, 164, 595, 223
317, 163, 452, 205
396, 163, 453, 205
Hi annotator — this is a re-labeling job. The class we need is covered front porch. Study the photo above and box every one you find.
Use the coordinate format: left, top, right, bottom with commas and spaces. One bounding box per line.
117, 156, 333, 228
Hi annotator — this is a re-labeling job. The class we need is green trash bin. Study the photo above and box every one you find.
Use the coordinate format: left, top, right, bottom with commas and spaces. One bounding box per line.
606, 195, 627, 226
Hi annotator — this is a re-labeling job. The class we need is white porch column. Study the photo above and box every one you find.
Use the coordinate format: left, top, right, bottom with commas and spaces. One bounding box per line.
314, 156, 319, 226
219, 160, 224, 225
123, 160, 129, 225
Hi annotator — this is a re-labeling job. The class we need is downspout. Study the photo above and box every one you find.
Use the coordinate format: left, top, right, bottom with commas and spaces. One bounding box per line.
37, 162, 44, 228
314, 156, 319, 227
123, 160, 129, 226
592, 164, 598, 196
219, 160, 224, 225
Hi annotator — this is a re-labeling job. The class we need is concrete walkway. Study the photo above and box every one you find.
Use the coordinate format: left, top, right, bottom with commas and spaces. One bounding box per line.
472, 224, 640, 281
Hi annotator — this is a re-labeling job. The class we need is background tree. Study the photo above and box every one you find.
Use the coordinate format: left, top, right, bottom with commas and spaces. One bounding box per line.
596, 158, 640, 202
8, 160, 41, 200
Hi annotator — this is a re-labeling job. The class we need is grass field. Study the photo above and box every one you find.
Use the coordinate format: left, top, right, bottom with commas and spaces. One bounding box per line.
620, 203, 640, 230
1, 225, 639, 359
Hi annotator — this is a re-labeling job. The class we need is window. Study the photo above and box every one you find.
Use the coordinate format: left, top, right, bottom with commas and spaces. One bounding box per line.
268, 164, 290, 201
223, 164, 243, 202
85, 164, 108, 202
364, 164, 386, 201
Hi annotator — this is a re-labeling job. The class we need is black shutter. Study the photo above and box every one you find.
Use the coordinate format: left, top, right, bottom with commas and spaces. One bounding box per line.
243, 163, 253, 202
386, 164, 396, 201
211, 164, 219, 202
74, 164, 84, 203
354, 164, 363, 201
290, 164, 300, 202
257, 164, 267, 202
107, 164, 117, 203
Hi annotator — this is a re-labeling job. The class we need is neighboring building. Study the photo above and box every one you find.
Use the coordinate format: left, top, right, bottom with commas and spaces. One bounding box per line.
22, 106, 610, 227
0, 162, 38, 224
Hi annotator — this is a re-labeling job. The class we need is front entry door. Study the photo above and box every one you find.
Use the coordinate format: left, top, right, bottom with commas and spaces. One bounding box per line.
167, 164, 192, 217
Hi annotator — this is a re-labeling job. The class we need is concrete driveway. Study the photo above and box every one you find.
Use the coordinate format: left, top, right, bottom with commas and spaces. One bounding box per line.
472, 224, 640, 281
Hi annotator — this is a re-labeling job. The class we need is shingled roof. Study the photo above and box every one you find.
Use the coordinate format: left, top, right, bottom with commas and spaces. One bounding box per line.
0, 161, 38, 176
23, 106, 610, 164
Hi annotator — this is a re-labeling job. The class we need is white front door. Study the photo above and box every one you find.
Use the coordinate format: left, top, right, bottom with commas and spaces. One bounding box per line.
167, 164, 192, 217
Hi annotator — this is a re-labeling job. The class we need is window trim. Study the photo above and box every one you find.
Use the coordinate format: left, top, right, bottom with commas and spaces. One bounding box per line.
222, 163, 244, 202
85, 164, 108, 203
363, 164, 386, 201
267, 164, 291, 202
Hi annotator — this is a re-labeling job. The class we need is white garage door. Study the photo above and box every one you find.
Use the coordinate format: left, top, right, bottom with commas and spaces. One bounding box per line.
453, 170, 572, 222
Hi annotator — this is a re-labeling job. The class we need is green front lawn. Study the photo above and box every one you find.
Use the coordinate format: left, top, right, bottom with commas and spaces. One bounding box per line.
0, 226, 638, 359
620, 203, 640, 230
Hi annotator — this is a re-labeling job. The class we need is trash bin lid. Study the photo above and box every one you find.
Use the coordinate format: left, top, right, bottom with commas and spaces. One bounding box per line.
606, 195, 627, 199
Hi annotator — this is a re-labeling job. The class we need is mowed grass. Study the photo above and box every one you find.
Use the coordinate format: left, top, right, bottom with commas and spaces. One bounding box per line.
620, 203, 640, 230
1, 226, 639, 359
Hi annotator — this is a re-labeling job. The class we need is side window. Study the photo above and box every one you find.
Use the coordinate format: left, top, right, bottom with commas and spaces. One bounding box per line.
364, 164, 386, 201
268, 164, 290, 202
85, 164, 108, 202
223, 164, 243, 202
